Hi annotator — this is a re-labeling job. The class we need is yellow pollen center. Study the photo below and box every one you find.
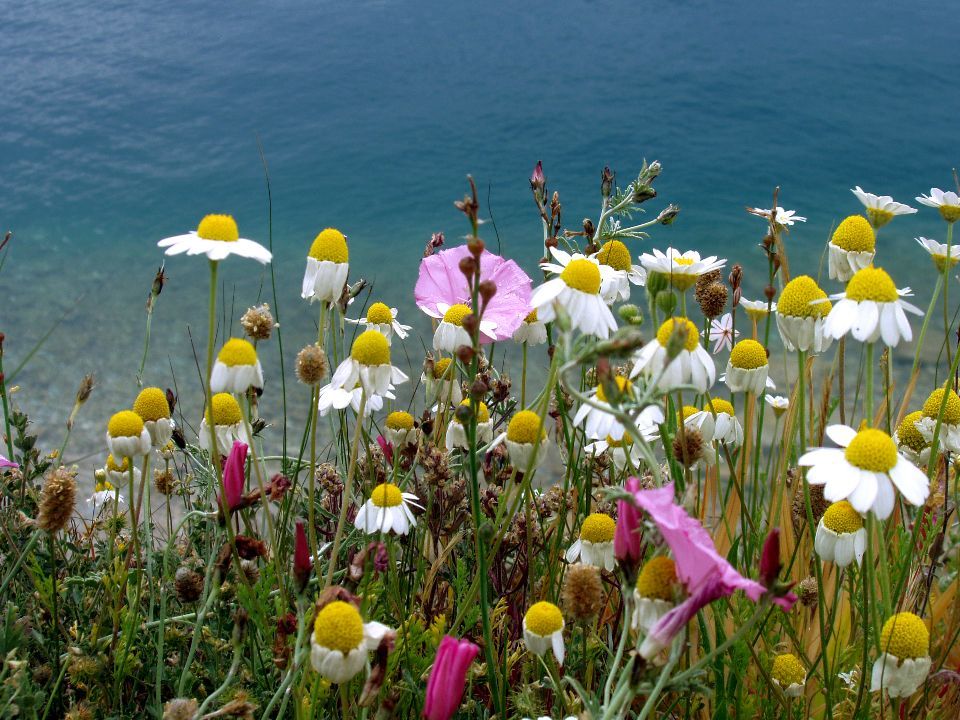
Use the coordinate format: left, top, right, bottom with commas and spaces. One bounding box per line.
771, 654, 806, 687
133, 387, 170, 421
432, 357, 453, 379
313, 601, 365, 654
217, 338, 258, 367
524, 309, 539, 323
507, 410, 545, 444
705, 398, 735, 416
597, 240, 632, 271
822, 500, 864, 533
108, 411, 144, 438
656, 317, 700, 352
896, 411, 928, 452
560, 258, 602, 294
844, 428, 898, 472
196, 214, 239, 242
524, 601, 563, 636
366, 302, 393, 325
579, 513, 616, 543
456, 399, 490, 424
211, 393, 242, 426
370, 483, 404, 507
831, 215, 876, 252
940, 205, 960, 223
351, 330, 391, 366
308, 228, 349, 263
679, 405, 699, 423
106, 454, 129, 473
845, 266, 899, 303
922, 387, 960, 424
880, 612, 929, 660
386, 411, 414, 430
867, 207, 895, 228
778, 276, 832, 318
636, 556, 677, 601
95, 479, 115, 493
729, 339, 768, 369
595, 376, 632, 404
442, 304, 473, 326
605, 433, 633, 448
674, 257, 694, 266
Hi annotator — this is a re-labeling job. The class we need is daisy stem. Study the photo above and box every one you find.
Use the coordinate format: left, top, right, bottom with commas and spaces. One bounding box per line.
205, 260, 222, 481
521, 342, 528, 407
944, 222, 954, 371
307, 384, 322, 579
910, 275, 943, 379
865, 343, 874, 424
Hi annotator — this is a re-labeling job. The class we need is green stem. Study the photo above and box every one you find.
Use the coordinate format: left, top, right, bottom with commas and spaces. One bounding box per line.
911, 275, 944, 377
205, 260, 222, 480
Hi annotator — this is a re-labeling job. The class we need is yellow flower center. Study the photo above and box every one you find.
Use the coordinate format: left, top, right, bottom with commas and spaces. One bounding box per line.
217, 338, 258, 367
524, 309, 539, 323
831, 215, 875, 252
679, 405, 699, 423
845, 266, 899, 303
896, 411, 928, 453
370, 483, 404, 508
674, 257, 695, 266
880, 612, 929, 660
822, 500, 863, 534
595, 376, 632, 404
95, 479, 115, 493
366, 302, 393, 325
196, 214, 239, 242
866, 207, 895, 229
524, 601, 563, 636
560, 258, 602, 294
771, 654, 806, 687
211, 393, 242, 426
108, 411, 144, 438
455, 399, 490, 424
922, 387, 960, 424
656, 317, 700, 352
386, 411, 414, 430
133, 387, 170, 421
506, 410, 545, 444
931, 252, 959, 273
778, 276, 832, 318
308, 228, 349, 263
597, 240, 632, 271
940, 205, 960, 223
844, 428, 898, 472
313, 601, 365, 654
605, 433, 633, 448
635, 556, 677, 601
579, 513, 615, 543
106, 454, 129, 473
729, 339, 768, 369
432, 357, 453, 379
442, 304, 473, 326
350, 330, 391, 366
705, 398, 735, 416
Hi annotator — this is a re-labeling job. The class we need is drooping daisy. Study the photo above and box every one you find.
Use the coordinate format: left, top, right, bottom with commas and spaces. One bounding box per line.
105, 454, 139, 486
632, 317, 716, 393
565, 512, 616, 571
739, 298, 776, 323
770, 653, 806, 698
329, 330, 409, 398
354, 483, 422, 535
822, 266, 923, 347
106, 411, 152, 459
915, 236, 960, 272
894, 410, 930, 465
310, 600, 392, 683
522, 601, 565, 665
632, 556, 678, 633
384, 411, 417, 448
815, 501, 866, 568
502, 410, 549, 470
798, 425, 930, 519
851, 187, 916, 228
432, 303, 494, 352
302, 228, 349, 304
724, 339, 769, 395
916, 188, 960, 223
915, 387, 960, 454
445, 399, 493, 451
87, 476, 124, 512
199, 393, 250, 456
595, 240, 646, 304
764, 395, 790, 418
317, 381, 389, 418
573, 375, 636, 441
157, 214, 272, 264
775, 275, 833, 354
828, 215, 876, 282
422, 357, 462, 407
585, 433, 644, 473
871, 612, 931, 698
211, 338, 264, 395
512, 309, 547, 345
670, 404, 714, 446
696, 398, 743, 446
704, 313, 739, 354
746, 207, 807, 227
532, 248, 617, 338
132, 387, 174, 448
345, 301, 411, 343
638, 248, 726, 292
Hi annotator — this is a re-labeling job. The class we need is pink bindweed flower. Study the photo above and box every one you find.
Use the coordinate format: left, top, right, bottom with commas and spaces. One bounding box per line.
220, 441, 247, 512
0, 454, 17, 470
423, 635, 480, 720
614, 476, 643, 570
631, 482, 796, 658
293, 519, 311, 592
414, 244, 532, 343
376, 435, 394, 466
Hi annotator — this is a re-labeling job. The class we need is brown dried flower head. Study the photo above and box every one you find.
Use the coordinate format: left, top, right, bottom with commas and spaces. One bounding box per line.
174, 567, 204, 603
163, 698, 199, 720
296, 344, 329, 385
562, 563, 603, 621
240, 303, 276, 340
38, 465, 77, 534
672, 428, 705, 469
697, 283, 728, 319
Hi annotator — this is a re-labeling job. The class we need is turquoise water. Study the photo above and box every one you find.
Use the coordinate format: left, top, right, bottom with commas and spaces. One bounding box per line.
2, 0, 958, 464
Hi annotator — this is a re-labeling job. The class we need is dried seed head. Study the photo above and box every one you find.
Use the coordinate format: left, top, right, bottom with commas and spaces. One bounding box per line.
154, 469, 176, 495
672, 429, 705, 469
791, 480, 829, 537
562, 563, 603, 621
240, 559, 260, 585
175, 566, 204, 603
38, 466, 77, 534
695, 269, 723, 295
295, 344, 329, 386
240, 304, 276, 341
75, 373, 96, 405
162, 699, 199, 720
697, 283, 728, 319
798, 576, 819, 608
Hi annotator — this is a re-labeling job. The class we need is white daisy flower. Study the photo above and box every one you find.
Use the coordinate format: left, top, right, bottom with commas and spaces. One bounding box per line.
822, 266, 923, 347
870, 612, 931, 698
573, 375, 636, 441
104, 455, 140, 487
632, 317, 716, 393
739, 298, 776, 322
430, 302, 495, 352
302, 228, 350, 303
317, 382, 388, 417
764, 394, 790, 418
632, 556, 677, 633
695, 398, 743, 446
775, 275, 833, 354
915, 236, 960, 272
916, 188, 960, 223
421, 357, 462, 407
914, 387, 960, 454
798, 424, 929, 519
87, 478, 124, 513
210, 338, 264, 395
522, 601, 565, 665
585, 433, 644, 473
132, 387, 174, 448
532, 248, 617, 338
747, 207, 807, 227
724, 339, 769, 395
445, 399, 493, 451
198, 393, 251, 456
345, 301, 411, 343
814, 501, 867, 568
310, 601, 392, 683
594, 239, 646, 304
499, 410, 549, 470
513, 308, 548, 345
828, 215, 876, 282
384, 411, 418, 449
851, 186, 916, 228
329, 330, 408, 398
106, 411, 153, 460
158, 214, 272, 264
354, 483, 422, 535
638, 247, 726, 292
565, 513, 616, 571
770, 654, 807, 698
894, 410, 931, 465
704, 313, 739, 354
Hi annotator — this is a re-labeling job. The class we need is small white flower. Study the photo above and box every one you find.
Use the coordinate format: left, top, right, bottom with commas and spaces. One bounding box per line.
916, 188, 960, 223
632, 556, 677, 633
723, 339, 769, 395
198, 393, 251, 456
344, 302, 411, 343
638, 247, 726, 292
523, 601, 565, 665
915, 236, 960, 272
739, 298, 776, 322
158, 214, 272, 264
329, 330, 408, 398
703, 313, 739, 354
445, 400, 493, 451
354, 483, 422, 535
513, 309, 548, 345
814, 501, 867, 567
870, 612, 931, 698
828, 215, 876, 282
822, 266, 923, 347
421, 357, 462, 408
632, 317, 716, 393
565, 513, 616, 571
593, 239, 646, 304
384, 411, 418, 449
317, 382, 388, 417
310, 601, 392, 683
302, 228, 350, 303
106, 411, 153, 460
532, 248, 618, 338
851, 186, 916, 228
692, 398, 743, 446
747, 207, 806, 227
764, 394, 789, 418
776, 276, 833, 354
573, 376, 638, 441
210, 338, 264, 395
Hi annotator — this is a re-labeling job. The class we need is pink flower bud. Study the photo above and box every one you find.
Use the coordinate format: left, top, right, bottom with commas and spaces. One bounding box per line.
614, 477, 643, 567
220, 441, 247, 512
293, 519, 311, 592
423, 635, 480, 720
376, 435, 394, 466
759, 527, 782, 588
